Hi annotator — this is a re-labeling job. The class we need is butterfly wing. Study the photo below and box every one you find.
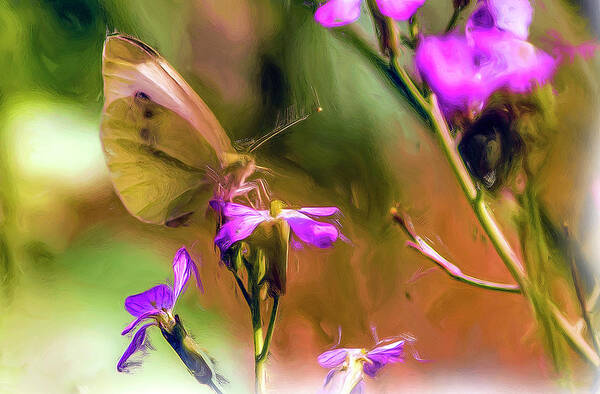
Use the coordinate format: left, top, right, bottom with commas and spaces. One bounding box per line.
101, 34, 234, 225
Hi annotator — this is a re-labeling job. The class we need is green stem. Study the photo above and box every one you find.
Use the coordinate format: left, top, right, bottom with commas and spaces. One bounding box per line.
445, 7, 461, 33
250, 288, 266, 394
564, 227, 600, 357
351, 8, 600, 368
258, 295, 280, 362
247, 250, 268, 394
233, 271, 252, 307
428, 92, 599, 367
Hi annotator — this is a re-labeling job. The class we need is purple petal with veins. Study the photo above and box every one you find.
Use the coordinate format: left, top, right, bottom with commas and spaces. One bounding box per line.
117, 323, 155, 372
279, 210, 342, 248
172, 247, 202, 302
318, 348, 350, 368
376, 0, 426, 21
222, 202, 270, 218
297, 207, 340, 216
124, 284, 174, 317
121, 309, 161, 335
315, 0, 362, 28
363, 340, 405, 377
214, 213, 267, 252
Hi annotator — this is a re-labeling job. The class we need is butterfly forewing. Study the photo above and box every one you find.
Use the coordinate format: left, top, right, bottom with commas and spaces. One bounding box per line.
101, 34, 234, 225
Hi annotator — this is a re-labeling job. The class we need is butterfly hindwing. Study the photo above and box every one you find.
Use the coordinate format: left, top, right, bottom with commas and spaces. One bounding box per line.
100, 34, 234, 225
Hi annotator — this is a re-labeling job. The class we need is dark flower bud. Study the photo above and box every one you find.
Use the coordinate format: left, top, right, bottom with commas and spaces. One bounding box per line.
458, 106, 523, 190
161, 315, 227, 393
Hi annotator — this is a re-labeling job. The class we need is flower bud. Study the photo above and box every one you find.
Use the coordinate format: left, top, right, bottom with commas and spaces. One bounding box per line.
161, 315, 226, 393
458, 106, 523, 190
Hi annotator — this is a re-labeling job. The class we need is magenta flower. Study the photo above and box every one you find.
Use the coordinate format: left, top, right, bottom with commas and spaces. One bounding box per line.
212, 201, 346, 253
415, 0, 556, 113
318, 338, 407, 392
314, 0, 426, 27
117, 247, 201, 372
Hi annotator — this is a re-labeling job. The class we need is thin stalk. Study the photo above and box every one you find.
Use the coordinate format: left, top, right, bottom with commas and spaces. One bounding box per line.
564, 227, 600, 357
250, 281, 266, 394
233, 271, 252, 307
392, 209, 521, 293
445, 7, 461, 32
258, 295, 280, 362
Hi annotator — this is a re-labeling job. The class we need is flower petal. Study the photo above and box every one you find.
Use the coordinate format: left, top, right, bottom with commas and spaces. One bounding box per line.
350, 380, 365, 394
172, 247, 202, 304
376, 0, 426, 21
297, 207, 340, 216
473, 29, 556, 93
487, 0, 532, 40
415, 34, 487, 112
223, 202, 269, 219
288, 218, 340, 248
315, 0, 362, 28
279, 209, 343, 248
318, 348, 350, 368
214, 214, 267, 252
323, 367, 341, 387
121, 309, 160, 335
363, 340, 405, 377
117, 323, 155, 372
124, 284, 174, 317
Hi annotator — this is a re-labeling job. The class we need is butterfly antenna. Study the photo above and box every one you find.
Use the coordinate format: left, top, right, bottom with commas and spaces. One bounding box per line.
248, 106, 322, 153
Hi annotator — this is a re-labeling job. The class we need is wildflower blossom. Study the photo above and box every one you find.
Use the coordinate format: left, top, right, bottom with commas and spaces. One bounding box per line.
318, 338, 409, 393
314, 0, 426, 28
117, 247, 201, 372
415, 0, 556, 113
211, 200, 346, 254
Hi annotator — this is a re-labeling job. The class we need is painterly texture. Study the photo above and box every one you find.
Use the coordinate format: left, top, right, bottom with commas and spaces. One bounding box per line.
1, 0, 599, 392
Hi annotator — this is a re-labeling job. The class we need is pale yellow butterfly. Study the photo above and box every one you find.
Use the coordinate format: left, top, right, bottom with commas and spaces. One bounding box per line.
100, 34, 259, 226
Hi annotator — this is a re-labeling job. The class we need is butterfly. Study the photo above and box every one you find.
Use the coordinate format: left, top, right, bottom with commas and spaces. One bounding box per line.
100, 33, 267, 227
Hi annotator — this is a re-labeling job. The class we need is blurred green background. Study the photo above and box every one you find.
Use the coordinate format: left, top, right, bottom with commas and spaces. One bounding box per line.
0, 0, 599, 392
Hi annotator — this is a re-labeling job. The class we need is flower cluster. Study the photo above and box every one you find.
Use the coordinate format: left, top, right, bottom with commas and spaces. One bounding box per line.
415, 0, 556, 114
315, 0, 426, 28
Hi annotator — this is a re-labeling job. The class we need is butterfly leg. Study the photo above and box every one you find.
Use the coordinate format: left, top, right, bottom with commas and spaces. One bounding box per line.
230, 178, 271, 209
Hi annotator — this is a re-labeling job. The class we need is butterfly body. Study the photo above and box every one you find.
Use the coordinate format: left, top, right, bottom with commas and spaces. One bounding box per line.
100, 34, 261, 225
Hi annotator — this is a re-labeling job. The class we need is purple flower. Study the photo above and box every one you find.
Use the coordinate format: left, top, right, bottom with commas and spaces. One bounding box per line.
212, 201, 346, 253
117, 247, 201, 372
318, 338, 407, 392
314, 0, 426, 27
415, 34, 489, 111
415, 0, 556, 114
